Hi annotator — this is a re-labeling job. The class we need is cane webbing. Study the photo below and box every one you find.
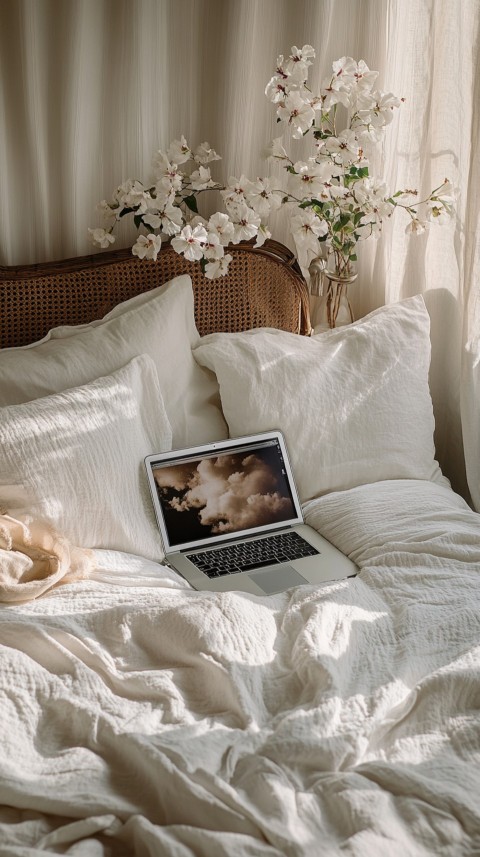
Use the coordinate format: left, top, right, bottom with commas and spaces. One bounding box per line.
0, 240, 311, 348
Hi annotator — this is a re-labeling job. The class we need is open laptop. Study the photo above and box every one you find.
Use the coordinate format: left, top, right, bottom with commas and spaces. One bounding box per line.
145, 431, 357, 595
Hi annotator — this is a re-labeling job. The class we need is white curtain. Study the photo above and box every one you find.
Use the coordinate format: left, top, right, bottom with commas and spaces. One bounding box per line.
0, 0, 478, 507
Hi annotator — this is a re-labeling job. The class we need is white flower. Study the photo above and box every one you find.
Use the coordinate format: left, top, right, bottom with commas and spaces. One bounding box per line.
291, 159, 336, 196
152, 186, 176, 208
354, 178, 390, 209
323, 130, 362, 165
193, 142, 221, 164
430, 180, 456, 217
327, 183, 350, 201
285, 44, 315, 75
229, 203, 261, 243
142, 212, 162, 230
352, 60, 378, 92
331, 56, 358, 83
267, 50, 310, 94
359, 198, 393, 231
158, 163, 183, 193
221, 175, 249, 209
88, 227, 115, 249
153, 152, 184, 191
144, 203, 183, 236
113, 180, 152, 213
153, 149, 170, 174
171, 224, 208, 261
96, 200, 118, 223
264, 137, 290, 160
265, 74, 289, 104
244, 177, 282, 218
205, 254, 233, 279
290, 209, 328, 251
112, 179, 135, 206
426, 202, 452, 224
405, 218, 428, 235
358, 90, 401, 128
126, 182, 153, 213
277, 90, 315, 138
132, 233, 162, 260
320, 57, 357, 109
207, 212, 235, 246
190, 166, 216, 191
203, 233, 225, 261
167, 135, 192, 165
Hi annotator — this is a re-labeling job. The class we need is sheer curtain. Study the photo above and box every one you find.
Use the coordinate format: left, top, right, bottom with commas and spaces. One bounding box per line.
0, 0, 478, 507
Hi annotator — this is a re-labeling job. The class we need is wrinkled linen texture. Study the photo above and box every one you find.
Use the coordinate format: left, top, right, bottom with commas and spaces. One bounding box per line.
0, 480, 479, 856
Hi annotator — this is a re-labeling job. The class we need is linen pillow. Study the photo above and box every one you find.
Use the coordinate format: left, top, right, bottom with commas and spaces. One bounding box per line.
0, 275, 227, 447
193, 295, 443, 502
0, 355, 170, 560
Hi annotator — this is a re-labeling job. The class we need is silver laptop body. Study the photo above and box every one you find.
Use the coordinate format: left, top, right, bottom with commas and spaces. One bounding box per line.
145, 431, 357, 595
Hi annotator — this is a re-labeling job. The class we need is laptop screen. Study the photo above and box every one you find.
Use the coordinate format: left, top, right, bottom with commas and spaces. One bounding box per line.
146, 434, 302, 551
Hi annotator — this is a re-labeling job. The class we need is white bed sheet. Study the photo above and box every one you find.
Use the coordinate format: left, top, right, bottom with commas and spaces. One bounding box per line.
0, 479, 479, 856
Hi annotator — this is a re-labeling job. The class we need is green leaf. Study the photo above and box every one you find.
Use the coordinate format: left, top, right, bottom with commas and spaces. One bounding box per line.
350, 253, 357, 262
119, 206, 136, 218
357, 166, 369, 178
133, 214, 144, 229
184, 195, 199, 214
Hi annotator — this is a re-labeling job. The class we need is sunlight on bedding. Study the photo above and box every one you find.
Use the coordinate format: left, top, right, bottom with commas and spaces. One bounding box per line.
0, 355, 172, 559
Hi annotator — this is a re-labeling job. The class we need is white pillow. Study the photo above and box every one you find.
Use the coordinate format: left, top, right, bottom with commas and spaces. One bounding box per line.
193, 296, 443, 502
0, 275, 227, 447
0, 355, 170, 560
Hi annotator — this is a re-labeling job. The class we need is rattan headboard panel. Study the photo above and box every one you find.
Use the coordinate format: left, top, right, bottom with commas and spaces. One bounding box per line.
0, 239, 311, 348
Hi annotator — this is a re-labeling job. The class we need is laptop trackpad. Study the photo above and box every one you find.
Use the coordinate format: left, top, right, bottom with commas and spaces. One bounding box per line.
249, 565, 308, 595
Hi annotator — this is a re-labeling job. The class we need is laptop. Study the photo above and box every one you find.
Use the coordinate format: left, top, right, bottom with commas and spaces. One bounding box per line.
145, 431, 357, 595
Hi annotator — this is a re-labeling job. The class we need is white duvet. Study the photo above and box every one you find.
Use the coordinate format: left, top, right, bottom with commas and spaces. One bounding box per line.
1, 479, 479, 856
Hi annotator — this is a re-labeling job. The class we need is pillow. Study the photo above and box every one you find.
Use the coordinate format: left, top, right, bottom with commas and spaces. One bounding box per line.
0, 275, 228, 447
193, 296, 443, 502
0, 355, 170, 560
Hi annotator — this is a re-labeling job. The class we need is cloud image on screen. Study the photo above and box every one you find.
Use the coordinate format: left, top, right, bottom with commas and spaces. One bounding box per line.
153, 447, 295, 546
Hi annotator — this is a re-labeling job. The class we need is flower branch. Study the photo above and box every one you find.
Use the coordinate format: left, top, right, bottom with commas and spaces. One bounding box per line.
90, 48, 455, 285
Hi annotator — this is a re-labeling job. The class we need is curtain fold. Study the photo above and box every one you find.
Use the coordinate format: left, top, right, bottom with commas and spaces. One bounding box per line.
0, 0, 478, 506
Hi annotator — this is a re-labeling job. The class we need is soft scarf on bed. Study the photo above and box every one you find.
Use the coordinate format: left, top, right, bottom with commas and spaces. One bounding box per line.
0, 510, 94, 602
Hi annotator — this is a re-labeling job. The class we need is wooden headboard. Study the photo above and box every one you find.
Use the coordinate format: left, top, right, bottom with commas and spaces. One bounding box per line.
0, 239, 311, 348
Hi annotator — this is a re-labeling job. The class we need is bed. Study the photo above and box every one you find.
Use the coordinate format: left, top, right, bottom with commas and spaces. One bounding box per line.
0, 239, 479, 856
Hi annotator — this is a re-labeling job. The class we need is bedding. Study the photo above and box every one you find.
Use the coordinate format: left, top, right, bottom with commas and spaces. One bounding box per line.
193, 295, 445, 502
0, 355, 170, 560
0, 274, 228, 447
1, 243, 479, 855
0, 479, 479, 855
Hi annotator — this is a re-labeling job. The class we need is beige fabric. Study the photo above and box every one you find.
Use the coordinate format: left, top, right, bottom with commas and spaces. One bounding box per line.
0, 511, 94, 603
0, 0, 478, 506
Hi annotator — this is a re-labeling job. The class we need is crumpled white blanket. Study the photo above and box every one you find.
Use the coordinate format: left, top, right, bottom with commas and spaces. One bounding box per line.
0, 479, 479, 856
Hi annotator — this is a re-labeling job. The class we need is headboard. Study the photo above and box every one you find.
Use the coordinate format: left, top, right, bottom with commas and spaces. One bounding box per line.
0, 239, 311, 348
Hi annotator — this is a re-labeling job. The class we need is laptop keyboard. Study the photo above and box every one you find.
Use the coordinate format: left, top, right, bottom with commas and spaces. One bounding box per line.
187, 531, 319, 578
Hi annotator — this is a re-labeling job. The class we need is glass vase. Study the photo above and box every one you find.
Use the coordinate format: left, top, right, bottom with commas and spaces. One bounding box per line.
309, 255, 357, 332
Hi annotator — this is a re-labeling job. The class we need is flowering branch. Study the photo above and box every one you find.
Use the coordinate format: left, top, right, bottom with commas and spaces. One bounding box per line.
263, 46, 455, 274
89, 136, 274, 279
89, 47, 455, 281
